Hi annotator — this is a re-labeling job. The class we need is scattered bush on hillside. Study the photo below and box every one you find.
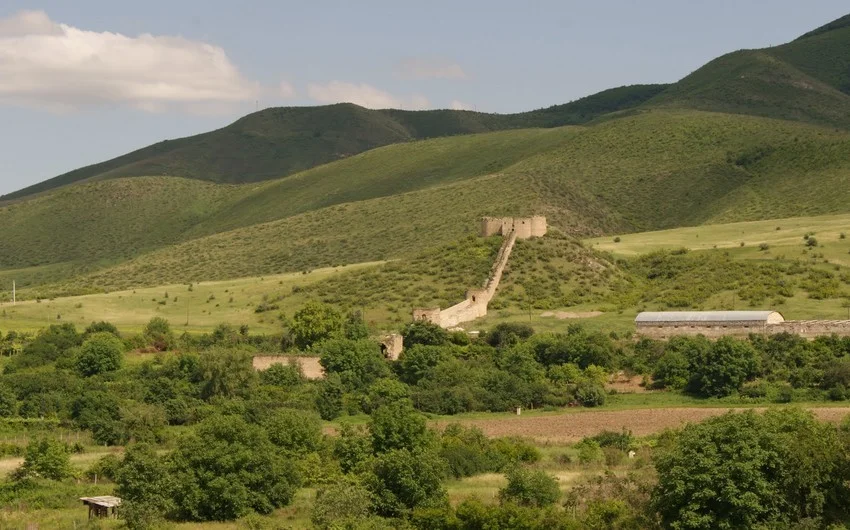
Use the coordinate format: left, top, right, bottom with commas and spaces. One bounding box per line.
498, 466, 561, 507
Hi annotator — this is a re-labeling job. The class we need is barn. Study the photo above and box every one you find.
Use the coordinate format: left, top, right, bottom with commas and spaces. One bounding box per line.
635, 311, 785, 339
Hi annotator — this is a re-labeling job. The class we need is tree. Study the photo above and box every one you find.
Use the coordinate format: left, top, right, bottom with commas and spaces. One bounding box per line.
290, 302, 343, 349
401, 320, 449, 348
168, 414, 301, 521
197, 347, 257, 400
316, 373, 345, 420
688, 337, 758, 397
0, 383, 16, 417
316, 338, 390, 391
369, 401, 429, 454
364, 378, 411, 413
260, 362, 304, 389
498, 466, 561, 507
75, 332, 125, 377
262, 408, 323, 455
364, 448, 447, 517
144, 317, 174, 351
83, 321, 120, 339
486, 322, 535, 348
653, 409, 850, 529
312, 478, 372, 529
116, 443, 173, 529
16, 438, 73, 481
397, 345, 451, 385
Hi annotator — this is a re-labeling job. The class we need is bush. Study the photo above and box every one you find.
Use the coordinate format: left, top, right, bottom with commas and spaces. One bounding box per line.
75, 332, 125, 377
498, 466, 560, 507
364, 448, 447, 517
575, 382, 606, 407
575, 439, 604, 465
589, 429, 634, 452
15, 438, 73, 481
312, 479, 372, 529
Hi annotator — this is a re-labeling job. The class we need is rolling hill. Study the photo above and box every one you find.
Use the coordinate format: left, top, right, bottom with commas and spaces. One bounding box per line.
3, 13, 850, 303
647, 13, 850, 128
1, 85, 665, 202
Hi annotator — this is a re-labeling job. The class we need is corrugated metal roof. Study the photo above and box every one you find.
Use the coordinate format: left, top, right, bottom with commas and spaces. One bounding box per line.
635, 311, 782, 323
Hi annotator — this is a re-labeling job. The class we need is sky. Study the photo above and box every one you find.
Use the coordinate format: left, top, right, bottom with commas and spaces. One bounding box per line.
1, 1, 848, 195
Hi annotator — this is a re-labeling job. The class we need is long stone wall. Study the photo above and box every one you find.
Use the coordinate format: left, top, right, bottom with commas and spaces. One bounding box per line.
415, 230, 520, 329
636, 320, 850, 340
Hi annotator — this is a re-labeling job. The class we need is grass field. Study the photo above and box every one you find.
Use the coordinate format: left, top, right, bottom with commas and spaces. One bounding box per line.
0, 263, 382, 334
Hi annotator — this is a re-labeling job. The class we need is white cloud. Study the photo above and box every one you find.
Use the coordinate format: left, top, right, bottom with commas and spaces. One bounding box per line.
450, 100, 473, 111
279, 81, 297, 99
307, 81, 429, 110
397, 57, 468, 80
0, 10, 259, 111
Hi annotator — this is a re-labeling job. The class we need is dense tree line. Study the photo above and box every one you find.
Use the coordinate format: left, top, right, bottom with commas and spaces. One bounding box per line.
3, 306, 850, 527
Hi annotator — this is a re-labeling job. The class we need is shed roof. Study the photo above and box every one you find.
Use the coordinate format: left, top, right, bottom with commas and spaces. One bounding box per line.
80, 496, 122, 508
635, 311, 784, 323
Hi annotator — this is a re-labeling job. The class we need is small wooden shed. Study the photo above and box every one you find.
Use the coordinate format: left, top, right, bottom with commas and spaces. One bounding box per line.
80, 496, 121, 519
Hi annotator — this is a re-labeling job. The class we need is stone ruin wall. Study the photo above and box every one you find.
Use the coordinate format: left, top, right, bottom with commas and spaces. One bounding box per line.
481, 216, 547, 239
637, 320, 850, 340
415, 217, 546, 329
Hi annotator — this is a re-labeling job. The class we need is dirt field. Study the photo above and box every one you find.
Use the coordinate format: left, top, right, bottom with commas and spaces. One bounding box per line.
433, 407, 850, 443
252, 356, 324, 379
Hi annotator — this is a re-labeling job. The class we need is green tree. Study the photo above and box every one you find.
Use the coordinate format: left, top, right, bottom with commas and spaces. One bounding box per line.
144, 317, 174, 351
16, 438, 73, 481
115, 443, 174, 529
197, 347, 257, 400
83, 321, 120, 339
397, 345, 450, 385
364, 378, 411, 413
0, 383, 17, 417
401, 320, 449, 348
653, 409, 850, 529
498, 466, 561, 507
369, 401, 429, 454
74, 332, 125, 377
311, 478, 372, 529
364, 448, 447, 517
259, 362, 304, 389
316, 373, 345, 420
290, 302, 343, 349
168, 415, 301, 521
262, 408, 323, 455
688, 337, 758, 397
316, 338, 390, 391
333, 424, 372, 474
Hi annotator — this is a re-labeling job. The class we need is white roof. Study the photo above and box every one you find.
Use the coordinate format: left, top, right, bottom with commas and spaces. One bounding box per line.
635, 311, 783, 323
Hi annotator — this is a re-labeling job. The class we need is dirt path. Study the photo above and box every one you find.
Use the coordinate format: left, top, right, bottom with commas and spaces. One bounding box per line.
431, 407, 850, 443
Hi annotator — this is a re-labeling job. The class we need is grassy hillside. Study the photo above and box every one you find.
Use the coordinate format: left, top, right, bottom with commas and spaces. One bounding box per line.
647, 13, 850, 129
2, 85, 663, 201
8, 109, 850, 296
0, 177, 244, 269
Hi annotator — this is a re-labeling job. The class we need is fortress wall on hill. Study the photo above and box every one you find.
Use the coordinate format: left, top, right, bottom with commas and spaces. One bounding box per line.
415, 217, 545, 329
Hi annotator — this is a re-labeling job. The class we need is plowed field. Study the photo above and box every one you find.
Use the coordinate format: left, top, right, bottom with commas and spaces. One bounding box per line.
433, 407, 850, 443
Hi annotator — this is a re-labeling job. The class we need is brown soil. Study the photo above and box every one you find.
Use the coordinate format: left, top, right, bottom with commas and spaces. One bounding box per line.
431, 407, 850, 443
252, 355, 324, 379
540, 311, 603, 319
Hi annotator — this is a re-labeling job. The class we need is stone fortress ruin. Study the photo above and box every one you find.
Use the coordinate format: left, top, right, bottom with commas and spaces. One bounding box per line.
635, 311, 850, 339
413, 216, 547, 329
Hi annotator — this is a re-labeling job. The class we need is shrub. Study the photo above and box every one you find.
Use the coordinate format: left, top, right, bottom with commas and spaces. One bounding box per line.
498, 466, 560, 507
575, 439, 604, 465
589, 429, 634, 451
75, 332, 125, 377
575, 381, 606, 407
15, 438, 73, 481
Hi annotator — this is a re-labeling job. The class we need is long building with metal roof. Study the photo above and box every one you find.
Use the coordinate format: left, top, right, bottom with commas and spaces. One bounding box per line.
635, 310, 785, 338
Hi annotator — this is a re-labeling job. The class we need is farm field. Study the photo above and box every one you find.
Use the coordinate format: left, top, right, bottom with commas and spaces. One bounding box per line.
433, 405, 850, 443
587, 211, 850, 260
0, 263, 382, 334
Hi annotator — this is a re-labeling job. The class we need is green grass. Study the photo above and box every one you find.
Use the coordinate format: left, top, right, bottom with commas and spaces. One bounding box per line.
0, 263, 382, 334
3, 84, 664, 202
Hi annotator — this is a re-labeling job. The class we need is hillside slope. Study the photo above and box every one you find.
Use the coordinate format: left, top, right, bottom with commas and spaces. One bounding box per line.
648, 13, 850, 128
16, 109, 850, 297
2, 85, 664, 201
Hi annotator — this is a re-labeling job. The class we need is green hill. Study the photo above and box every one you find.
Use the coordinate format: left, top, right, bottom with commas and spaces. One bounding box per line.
647, 13, 850, 128
1, 85, 664, 202
10, 109, 850, 298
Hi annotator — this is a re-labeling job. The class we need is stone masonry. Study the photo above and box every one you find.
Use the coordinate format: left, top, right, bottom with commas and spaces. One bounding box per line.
414, 216, 546, 329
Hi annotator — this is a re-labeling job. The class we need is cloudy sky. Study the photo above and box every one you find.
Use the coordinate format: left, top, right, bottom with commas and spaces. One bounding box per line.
1, 0, 848, 195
